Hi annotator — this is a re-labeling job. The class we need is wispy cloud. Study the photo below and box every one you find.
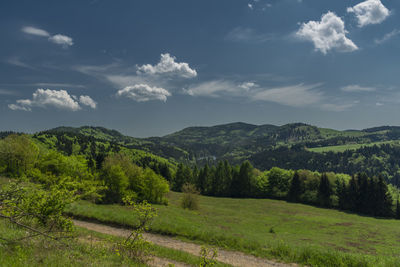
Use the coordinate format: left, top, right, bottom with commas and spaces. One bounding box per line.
186, 80, 354, 112
21, 26, 74, 48
347, 0, 390, 28
341, 84, 376, 92
0, 89, 18, 96
33, 83, 86, 88
8, 88, 96, 111
296, 11, 358, 54
6, 57, 35, 69
225, 27, 274, 43
320, 103, 356, 112
252, 83, 324, 107
374, 29, 400, 45
22, 26, 50, 37
185, 80, 246, 97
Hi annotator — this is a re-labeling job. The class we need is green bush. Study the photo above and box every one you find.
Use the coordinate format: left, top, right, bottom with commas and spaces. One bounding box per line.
100, 153, 169, 204
180, 183, 199, 210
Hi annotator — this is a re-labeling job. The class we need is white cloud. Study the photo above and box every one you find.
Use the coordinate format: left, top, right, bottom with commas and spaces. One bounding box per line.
239, 82, 258, 91
252, 83, 324, 107
21, 26, 73, 47
6, 57, 35, 69
8, 89, 96, 111
225, 27, 273, 43
374, 29, 400, 44
341, 84, 376, 92
296, 11, 358, 54
376, 102, 384, 106
116, 84, 171, 102
248, 3, 253, 10
185, 80, 244, 97
347, 0, 390, 28
79, 95, 97, 109
21, 26, 50, 37
137, 53, 197, 78
48, 34, 73, 47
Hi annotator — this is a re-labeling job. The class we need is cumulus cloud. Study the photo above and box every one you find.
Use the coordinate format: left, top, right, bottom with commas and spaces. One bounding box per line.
21, 26, 73, 47
296, 11, 358, 54
137, 53, 197, 78
341, 84, 376, 92
8, 89, 96, 111
347, 0, 390, 28
48, 34, 74, 47
116, 84, 171, 102
252, 83, 324, 107
239, 82, 258, 91
79, 95, 97, 109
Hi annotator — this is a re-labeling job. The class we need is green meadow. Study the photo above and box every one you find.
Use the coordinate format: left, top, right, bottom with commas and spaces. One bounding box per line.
67, 192, 400, 266
308, 140, 400, 153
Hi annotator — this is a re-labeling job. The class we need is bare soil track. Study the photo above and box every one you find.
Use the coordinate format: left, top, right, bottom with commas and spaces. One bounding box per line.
74, 219, 294, 267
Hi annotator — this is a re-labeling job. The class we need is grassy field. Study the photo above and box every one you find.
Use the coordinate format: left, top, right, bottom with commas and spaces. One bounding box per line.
0, 218, 230, 267
308, 140, 400, 153
67, 192, 400, 266
0, 220, 147, 267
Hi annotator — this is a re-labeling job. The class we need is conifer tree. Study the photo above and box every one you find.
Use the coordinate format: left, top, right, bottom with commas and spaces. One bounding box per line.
172, 163, 185, 192
287, 171, 302, 202
318, 173, 332, 207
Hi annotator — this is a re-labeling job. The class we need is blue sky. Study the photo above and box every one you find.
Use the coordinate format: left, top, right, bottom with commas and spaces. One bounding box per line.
1, 0, 400, 137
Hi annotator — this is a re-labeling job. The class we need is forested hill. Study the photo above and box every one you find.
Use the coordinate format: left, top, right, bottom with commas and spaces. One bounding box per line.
3, 122, 400, 184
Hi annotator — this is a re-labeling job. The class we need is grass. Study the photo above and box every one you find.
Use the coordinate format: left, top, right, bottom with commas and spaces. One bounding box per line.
77, 227, 231, 267
0, 218, 230, 267
0, 220, 146, 267
67, 192, 400, 266
308, 140, 400, 153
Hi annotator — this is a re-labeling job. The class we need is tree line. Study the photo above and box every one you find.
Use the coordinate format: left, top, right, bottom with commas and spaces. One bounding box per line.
170, 160, 399, 218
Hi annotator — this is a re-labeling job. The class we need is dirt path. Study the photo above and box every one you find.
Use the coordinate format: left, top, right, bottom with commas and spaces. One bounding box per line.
74, 219, 294, 267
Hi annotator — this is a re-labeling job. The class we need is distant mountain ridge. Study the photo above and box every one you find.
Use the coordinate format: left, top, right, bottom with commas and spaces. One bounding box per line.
23, 122, 399, 165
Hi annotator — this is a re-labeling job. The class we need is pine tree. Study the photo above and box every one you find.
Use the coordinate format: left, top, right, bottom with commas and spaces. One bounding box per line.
197, 164, 210, 195
375, 175, 393, 217
396, 199, 400, 219
318, 173, 332, 207
172, 163, 185, 192
336, 179, 347, 210
287, 171, 302, 202
347, 175, 359, 211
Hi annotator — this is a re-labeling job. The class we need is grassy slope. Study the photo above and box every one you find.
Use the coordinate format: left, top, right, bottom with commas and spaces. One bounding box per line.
308, 140, 400, 153
0, 221, 146, 267
0, 217, 229, 267
67, 192, 400, 266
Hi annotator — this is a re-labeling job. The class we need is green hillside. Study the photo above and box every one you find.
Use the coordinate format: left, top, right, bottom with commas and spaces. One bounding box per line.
67, 191, 400, 266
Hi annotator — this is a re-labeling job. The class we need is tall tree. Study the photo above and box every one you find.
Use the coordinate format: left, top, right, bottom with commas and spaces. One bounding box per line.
287, 171, 303, 202
318, 173, 332, 207
172, 163, 185, 192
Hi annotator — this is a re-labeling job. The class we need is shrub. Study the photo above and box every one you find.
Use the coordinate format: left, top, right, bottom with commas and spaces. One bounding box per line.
180, 183, 200, 210
116, 200, 156, 263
